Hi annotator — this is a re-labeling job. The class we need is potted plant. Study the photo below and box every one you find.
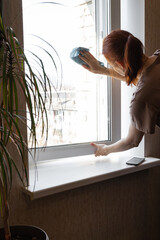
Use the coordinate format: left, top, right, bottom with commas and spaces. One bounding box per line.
0, 12, 57, 239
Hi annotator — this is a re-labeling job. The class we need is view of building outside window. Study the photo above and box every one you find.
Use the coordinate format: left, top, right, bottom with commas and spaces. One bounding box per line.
23, 0, 110, 148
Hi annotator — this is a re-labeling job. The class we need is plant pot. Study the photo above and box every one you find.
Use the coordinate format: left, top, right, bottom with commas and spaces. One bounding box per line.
0, 225, 49, 240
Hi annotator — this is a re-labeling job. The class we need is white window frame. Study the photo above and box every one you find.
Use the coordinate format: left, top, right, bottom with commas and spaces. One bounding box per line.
26, 0, 121, 161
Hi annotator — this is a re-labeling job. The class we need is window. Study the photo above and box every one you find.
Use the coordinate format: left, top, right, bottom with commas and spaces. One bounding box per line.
22, 0, 121, 161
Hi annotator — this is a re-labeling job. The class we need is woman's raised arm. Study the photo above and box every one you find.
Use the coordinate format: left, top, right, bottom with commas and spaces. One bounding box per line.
79, 51, 126, 82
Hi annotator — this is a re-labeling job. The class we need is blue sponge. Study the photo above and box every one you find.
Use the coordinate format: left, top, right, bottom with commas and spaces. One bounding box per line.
70, 47, 104, 67
70, 47, 89, 66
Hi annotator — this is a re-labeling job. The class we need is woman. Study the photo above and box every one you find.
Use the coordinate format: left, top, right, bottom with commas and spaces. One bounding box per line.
79, 30, 160, 157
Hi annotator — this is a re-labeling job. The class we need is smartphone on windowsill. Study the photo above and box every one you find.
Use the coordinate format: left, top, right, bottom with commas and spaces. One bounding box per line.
126, 157, 145, 166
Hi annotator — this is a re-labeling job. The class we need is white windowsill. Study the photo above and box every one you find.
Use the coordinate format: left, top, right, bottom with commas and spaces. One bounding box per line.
23, 153, 160, 200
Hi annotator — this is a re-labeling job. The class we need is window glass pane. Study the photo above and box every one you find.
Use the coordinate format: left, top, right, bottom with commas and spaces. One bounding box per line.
22, 0, 110, 148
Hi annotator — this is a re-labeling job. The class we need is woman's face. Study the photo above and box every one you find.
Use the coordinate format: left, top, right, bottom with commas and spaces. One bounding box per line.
105, 57, 125, 76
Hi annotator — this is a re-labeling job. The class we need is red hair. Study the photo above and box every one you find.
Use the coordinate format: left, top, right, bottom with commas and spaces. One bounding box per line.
102, 30, 144, 85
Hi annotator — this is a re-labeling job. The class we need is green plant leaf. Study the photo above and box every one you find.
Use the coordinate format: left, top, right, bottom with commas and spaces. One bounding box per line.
0, 142, 12, 188
0, 151, 8, 195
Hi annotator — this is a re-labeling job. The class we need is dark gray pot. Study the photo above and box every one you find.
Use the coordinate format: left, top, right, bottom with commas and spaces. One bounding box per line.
0, 225, 49, 240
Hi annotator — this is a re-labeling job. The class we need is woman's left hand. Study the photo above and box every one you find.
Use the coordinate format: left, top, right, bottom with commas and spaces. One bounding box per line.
91, 142, 110, 157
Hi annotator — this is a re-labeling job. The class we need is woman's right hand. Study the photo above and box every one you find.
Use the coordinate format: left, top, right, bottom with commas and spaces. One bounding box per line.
79, 51, 104, 74
79, 51, 126, 82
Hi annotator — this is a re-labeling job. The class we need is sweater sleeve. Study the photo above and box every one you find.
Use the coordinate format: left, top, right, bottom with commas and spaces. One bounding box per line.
130, 100, 157, 134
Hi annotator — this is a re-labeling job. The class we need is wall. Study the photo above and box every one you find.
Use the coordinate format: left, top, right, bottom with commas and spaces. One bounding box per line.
7, 169, 160, 240
144, 0, 160, 158
121, 0, 160, 159
121, 0, 145, 157
1, 1, 160, 240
